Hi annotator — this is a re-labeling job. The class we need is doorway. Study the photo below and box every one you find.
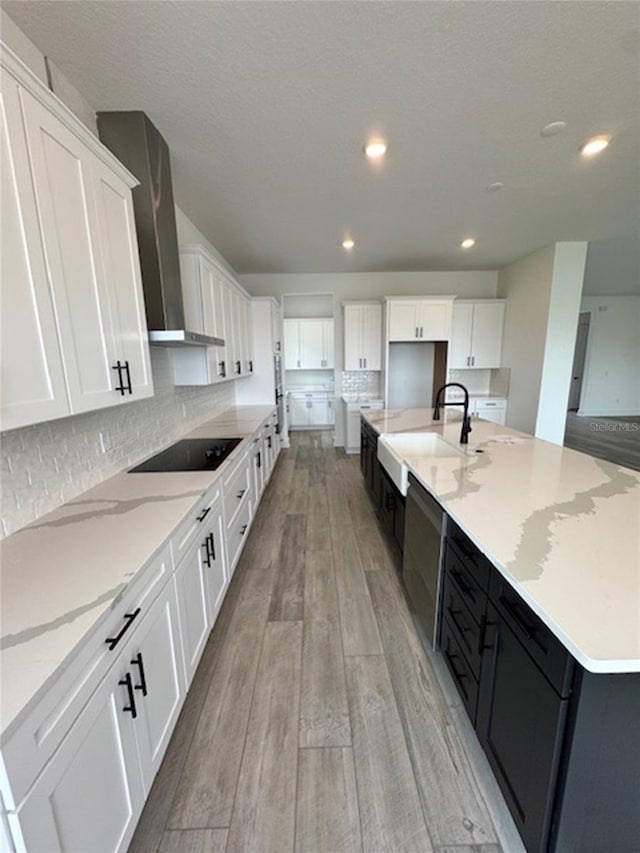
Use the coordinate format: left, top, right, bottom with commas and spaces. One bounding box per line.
567, 312, 590, 412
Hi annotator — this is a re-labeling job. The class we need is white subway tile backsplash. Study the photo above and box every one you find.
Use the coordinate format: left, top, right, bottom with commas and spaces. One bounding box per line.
0, 349, 235, 538
341, 371, 382, 396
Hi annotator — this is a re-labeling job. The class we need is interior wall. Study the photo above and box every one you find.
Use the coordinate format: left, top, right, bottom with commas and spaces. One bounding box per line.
582, 238, 640, 296
497, 246, 555, 435
578, 295, 640, 416
535, 242, 588, 444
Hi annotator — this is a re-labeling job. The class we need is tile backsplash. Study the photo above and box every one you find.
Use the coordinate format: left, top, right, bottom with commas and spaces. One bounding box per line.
0, 349, 235, 538
341, 371, 381, 396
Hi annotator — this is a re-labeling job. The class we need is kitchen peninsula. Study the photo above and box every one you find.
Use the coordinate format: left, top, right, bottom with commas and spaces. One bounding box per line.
362, 407, 640, 852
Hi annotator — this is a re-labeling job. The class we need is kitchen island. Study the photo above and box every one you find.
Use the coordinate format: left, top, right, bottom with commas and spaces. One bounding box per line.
362, 407, 640, 853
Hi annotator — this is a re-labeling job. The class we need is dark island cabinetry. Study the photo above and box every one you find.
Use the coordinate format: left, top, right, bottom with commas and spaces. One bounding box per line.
360, 418, 405, 554
442, 520, 640, 853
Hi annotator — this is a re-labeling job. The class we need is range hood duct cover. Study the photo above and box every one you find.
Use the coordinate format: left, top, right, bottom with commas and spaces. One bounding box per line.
96, 111, 222, 348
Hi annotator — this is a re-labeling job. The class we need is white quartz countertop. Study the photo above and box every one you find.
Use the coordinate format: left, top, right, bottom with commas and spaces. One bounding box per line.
364, 408, 640, 674
0, 405, 274, 738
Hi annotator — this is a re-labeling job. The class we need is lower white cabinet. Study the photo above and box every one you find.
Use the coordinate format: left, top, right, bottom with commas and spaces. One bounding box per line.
473, 398, 507, 425
288, 392, 335, 427
10, 579, 184, 853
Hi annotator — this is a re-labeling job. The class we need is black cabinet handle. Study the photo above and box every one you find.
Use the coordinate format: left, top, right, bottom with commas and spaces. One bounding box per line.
499, 593, 535, 640
124, 360, 133, 394
131, 652, 148, 697
219, 361, 226, 378
249, 360, 253, 372
450, 568, 475, 600
202, 538, 212, 567
444, 648, 468, 682
236, 360, 241, 375
385, 492, 396, 512
106, 608, 141, 650
119, 672, 137, 718
239, 524, 248, 536
257, 451, 261, 469
268, 436, 272, 449
236, 489, 246, 499
112, 361, 126, 396
197, 506, 211, 523
208, 532, 216, 561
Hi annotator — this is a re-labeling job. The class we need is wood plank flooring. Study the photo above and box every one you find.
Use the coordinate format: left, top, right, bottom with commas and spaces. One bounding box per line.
564, 412, 640, 470
129, 431, 523, 853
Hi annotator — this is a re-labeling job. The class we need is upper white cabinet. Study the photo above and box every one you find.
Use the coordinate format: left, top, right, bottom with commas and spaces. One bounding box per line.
344, 302, 382, 370
449, 300, 505, 369
0, 48, 153, 432
284, 318, 334, 369
386, 298, 454, 342
173, 244, 254, 385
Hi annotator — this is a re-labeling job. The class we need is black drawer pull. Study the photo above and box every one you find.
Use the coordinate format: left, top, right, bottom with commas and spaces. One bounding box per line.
202, 538, 212, 567
239, 524, 248, 536
106, 608, 141, 650
124, 360, 133, 395
112, 361, 126, 396
257, 451, 261, 469
499, 593, 536, 641
452, 538, 479, 567
208, 532, 216, 561
131, 652, 148, 697
219, 361, 226, 378
236, 489, 246, 499
444, 648, 468, 681
450, 569, 474, 599
196, 506, 211, 523
119, 672, 137, 718
236, 360, 242, 375
447, 605, 473, 635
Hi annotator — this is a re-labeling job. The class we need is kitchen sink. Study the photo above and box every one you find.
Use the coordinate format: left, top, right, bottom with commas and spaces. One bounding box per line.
129, 437, 242, 472
377, 432, 465, 496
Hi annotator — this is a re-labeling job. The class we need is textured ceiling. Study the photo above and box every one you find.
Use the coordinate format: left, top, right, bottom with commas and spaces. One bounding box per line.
3, 1, 639, 274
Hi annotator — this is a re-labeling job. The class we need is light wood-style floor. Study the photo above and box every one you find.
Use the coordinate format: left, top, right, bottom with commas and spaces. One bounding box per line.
129, 431, 524, 853
564, 413, 640, 471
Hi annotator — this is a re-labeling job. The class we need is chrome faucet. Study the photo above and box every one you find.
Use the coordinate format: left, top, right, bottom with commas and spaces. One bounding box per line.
433, 383, 472, 444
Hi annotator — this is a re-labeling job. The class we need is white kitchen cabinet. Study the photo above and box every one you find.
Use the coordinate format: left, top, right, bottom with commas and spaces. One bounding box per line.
284, 319, 334, 369
288, 392, 334, 427
386, 298, 454, 342
344, 302, 382, 370
449, 301, 505, 369
343, 399, 384, 452
174, 530, 214, 685
474, 398, 507, 425
10, 578, 184, 853
174, 246, 227, 385
0, 67, 69, 431
0, 48, 153, 431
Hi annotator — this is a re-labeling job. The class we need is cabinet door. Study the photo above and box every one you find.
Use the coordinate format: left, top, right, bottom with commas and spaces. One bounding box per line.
470, 302, 504, 368
202, 260, 225, 382
283, 319, 300, 369
14, 661, 144, 853
449, 303, 473, 368
299, 320, 324, 368
288, 396, 307, 426
126, 581, 185, 788
388, 301, 420, 341
476, 604, 568, 853
418, 300, 452, 340
344, 305, 362, 370
91, 156, 153, 400
475, 401, 506, 425
361, 304, 382, 370
322, 319, 334, 368
174, 534, 212, 686
309, 397, 329, 426
0, 69, 69, 430
20, 84, 119, 414
203, 508, 227, 623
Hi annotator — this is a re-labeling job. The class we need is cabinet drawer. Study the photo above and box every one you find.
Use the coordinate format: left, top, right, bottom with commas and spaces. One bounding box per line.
226, 496, 251, 574
171, 483, 222, 565
444, 542, 488, 626
1, 543, 171, 808
446, 523, 490, 591
222, 453, 250, 528
441, 573, 484, 679
489, 572, 575, 698
441, 615, 479, 725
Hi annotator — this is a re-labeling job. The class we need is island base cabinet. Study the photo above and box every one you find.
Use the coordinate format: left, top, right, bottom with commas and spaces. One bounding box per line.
476, 603, 569, 853
9, 580, 185, 853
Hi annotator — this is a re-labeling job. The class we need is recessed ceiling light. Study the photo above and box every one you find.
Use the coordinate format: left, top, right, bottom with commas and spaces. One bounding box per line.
487, 182, 504, 192
541, 121, 566, 137
342, 238, 355, 251
580, 134, 612, 157
364, 139, 387, 160
461, 238, 476, 249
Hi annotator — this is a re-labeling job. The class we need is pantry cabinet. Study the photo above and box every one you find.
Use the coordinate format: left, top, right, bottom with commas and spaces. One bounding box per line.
0, 47, 153, 432
386, 298, 454, 342
344, 302, 382, 370
284, 319, 334, 369
449, 301, 505, 369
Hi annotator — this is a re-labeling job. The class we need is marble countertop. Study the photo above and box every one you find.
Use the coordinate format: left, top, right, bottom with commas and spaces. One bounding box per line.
363, 408, 640, 674
0, 405, 274, 739
342, 394, 385, 404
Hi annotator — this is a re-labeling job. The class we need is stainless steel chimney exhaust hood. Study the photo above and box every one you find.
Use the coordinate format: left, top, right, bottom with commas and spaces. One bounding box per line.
96, 111, 223, 348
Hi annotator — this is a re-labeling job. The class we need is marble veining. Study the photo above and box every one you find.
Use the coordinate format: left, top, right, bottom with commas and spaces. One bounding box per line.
364, 407, 640, 673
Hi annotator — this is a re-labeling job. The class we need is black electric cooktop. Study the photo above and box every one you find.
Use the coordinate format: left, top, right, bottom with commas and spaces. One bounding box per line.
129, 437, 242, 473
